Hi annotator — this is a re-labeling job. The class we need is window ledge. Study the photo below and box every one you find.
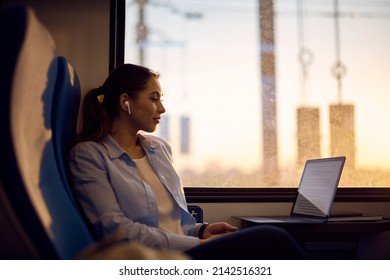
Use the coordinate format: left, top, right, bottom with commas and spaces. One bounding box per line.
184, 187, 390, 203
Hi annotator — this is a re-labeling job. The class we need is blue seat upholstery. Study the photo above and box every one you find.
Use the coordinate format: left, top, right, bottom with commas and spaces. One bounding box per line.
0, 5, 94, 259
52, 57, 84, 210
40, 56, 96, 258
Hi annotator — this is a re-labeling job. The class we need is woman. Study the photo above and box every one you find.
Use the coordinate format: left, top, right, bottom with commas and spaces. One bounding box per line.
70, 63, 306, 259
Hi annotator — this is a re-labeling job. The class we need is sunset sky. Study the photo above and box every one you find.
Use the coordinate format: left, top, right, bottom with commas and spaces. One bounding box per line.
124, 0, 390, 175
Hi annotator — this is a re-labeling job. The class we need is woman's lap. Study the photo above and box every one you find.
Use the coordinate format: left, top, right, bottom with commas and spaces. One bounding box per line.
186, 225, 307, 260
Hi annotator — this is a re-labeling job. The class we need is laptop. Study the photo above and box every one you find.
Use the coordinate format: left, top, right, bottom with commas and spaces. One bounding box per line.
243, 156, 346, 223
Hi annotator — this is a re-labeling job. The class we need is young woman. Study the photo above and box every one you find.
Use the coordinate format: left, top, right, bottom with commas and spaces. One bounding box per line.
70, 63, 306, 259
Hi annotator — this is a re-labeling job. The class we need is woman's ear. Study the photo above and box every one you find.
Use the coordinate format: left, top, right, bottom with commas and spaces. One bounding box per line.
120, 93, 131, 115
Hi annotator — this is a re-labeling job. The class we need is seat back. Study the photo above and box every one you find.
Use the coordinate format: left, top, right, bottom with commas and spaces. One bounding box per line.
52, 56, 83, 210
0, 5, 94, 259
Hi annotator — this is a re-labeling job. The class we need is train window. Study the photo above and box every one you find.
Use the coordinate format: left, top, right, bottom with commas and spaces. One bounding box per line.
112, 0, 390, 196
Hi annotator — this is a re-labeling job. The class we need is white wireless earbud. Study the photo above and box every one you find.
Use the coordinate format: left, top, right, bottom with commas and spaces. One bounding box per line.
124, 100, 131, 115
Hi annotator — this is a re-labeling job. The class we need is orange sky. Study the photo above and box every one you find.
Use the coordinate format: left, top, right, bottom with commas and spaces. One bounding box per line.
125, 0, 390, 174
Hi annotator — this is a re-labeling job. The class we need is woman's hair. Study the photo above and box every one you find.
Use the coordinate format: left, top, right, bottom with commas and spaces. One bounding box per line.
77, 63, 159, 143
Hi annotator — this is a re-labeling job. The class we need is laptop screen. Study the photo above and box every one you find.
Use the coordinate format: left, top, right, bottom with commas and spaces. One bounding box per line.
292, 156, 346, 218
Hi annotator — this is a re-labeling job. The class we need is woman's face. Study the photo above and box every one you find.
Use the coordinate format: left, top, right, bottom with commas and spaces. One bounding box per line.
130, 77, 166, 132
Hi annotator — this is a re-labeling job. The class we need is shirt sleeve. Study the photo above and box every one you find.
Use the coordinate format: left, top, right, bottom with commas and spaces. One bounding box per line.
69, 142, 200, 252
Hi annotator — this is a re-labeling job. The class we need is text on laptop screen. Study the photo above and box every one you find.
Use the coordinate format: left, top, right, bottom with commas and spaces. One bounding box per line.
292, 157, 345, 218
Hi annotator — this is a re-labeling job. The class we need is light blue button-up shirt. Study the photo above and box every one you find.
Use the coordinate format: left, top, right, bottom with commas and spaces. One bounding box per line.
69, 134, 200, 252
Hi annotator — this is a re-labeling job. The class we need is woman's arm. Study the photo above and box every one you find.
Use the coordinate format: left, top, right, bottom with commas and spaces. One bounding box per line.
69, 142, 200, 252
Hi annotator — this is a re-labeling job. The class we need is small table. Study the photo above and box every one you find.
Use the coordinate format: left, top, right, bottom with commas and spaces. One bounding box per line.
234, 216, 390, 259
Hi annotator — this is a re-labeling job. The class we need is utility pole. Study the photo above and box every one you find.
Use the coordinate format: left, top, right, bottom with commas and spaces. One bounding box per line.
296, 0, 320, 166
329, 0, 355, 172
137, 0, 147, 65
259, 0, 278, 184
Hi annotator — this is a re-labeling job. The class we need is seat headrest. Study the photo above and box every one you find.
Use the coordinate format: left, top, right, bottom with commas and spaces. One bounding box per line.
1, 5, 94, 259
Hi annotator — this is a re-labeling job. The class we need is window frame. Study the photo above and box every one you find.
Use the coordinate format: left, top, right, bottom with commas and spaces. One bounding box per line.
185, 187, 390, 203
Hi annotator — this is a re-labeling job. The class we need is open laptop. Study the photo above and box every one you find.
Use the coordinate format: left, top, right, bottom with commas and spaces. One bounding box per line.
245, 156, 346, 223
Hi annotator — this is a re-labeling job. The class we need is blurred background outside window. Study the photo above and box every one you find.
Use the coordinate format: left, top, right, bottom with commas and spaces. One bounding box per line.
124, 0, 390, 187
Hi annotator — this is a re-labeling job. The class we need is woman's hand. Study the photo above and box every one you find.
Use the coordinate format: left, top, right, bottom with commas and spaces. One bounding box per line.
201, 222, 238, 239
197, 223, 238, 245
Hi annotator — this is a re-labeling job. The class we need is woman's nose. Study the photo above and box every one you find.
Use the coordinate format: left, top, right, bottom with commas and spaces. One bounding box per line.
158, 102, 166, 114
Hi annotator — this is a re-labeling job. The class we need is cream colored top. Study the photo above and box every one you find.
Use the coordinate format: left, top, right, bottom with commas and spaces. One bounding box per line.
133, 156, 184, 235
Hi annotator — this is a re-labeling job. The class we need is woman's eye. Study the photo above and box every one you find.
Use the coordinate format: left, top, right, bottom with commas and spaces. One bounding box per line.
151, 96, 162, 102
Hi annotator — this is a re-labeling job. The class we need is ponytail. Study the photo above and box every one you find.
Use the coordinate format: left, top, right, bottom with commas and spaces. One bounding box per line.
76, 87, 110, 143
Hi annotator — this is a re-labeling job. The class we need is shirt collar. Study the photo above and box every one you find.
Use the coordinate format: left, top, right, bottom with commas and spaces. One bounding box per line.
101, 133, 157, 160
138, 133, 157, 151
